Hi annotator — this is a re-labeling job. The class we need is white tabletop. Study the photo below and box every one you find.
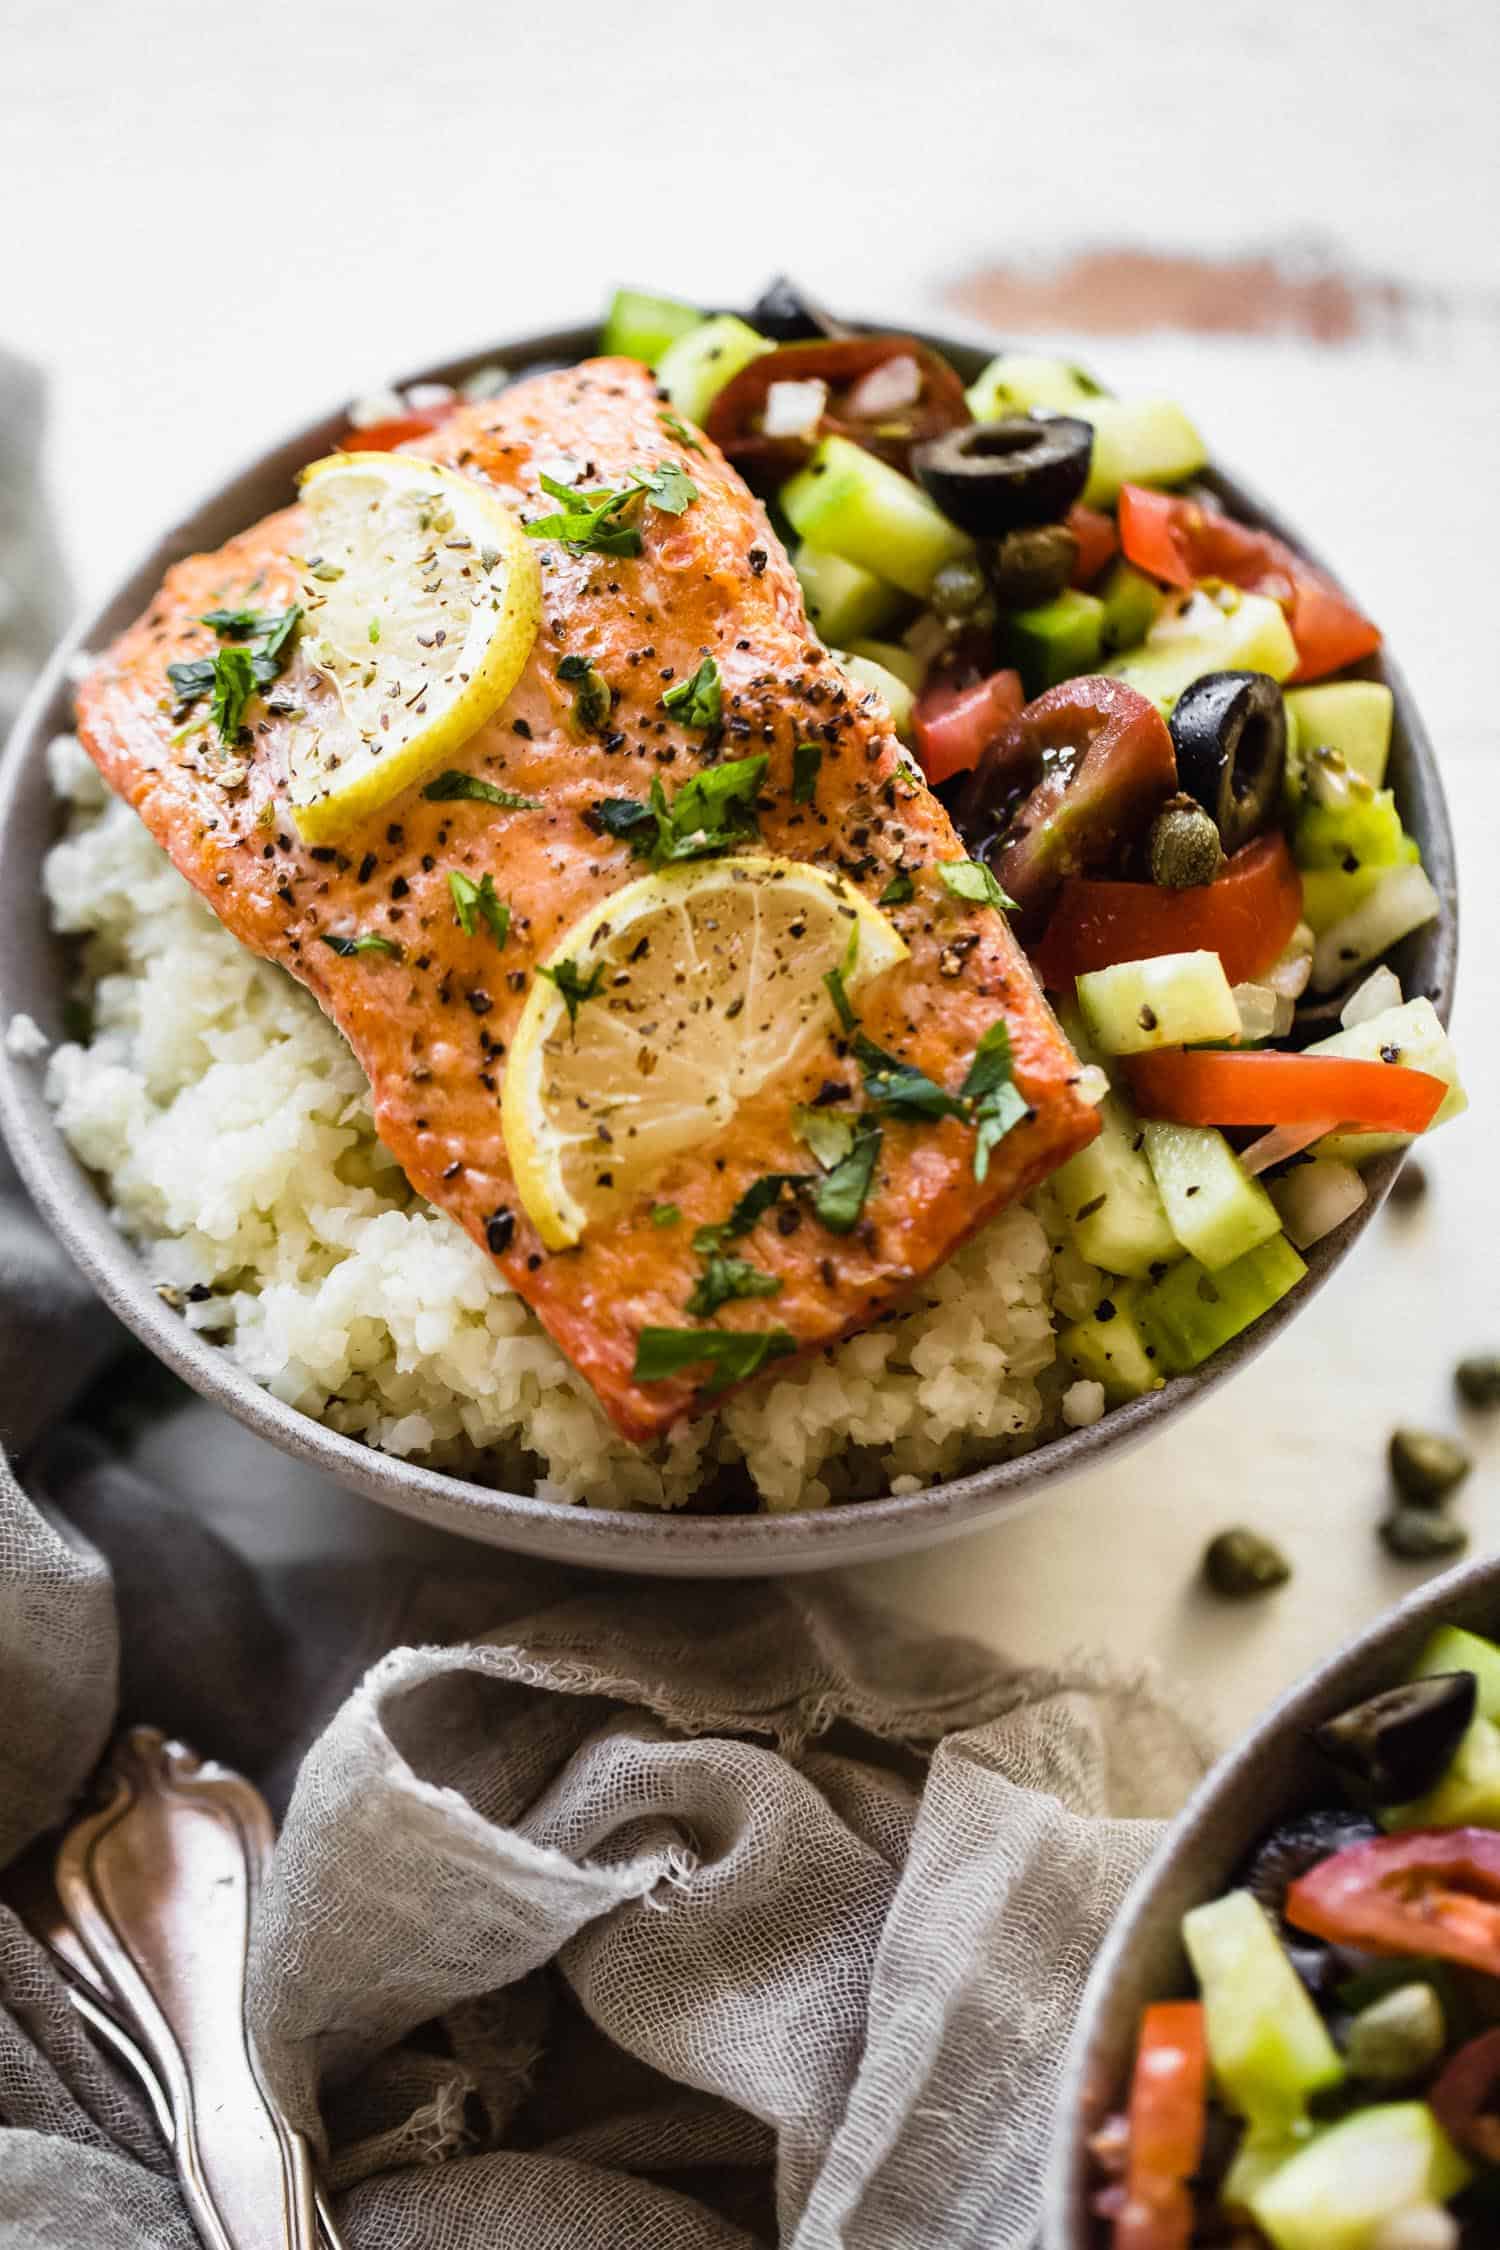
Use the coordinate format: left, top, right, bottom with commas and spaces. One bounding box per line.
4, 0, 1496, 1752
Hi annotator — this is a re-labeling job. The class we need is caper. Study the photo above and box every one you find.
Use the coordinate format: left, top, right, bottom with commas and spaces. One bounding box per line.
1203, 1526, 1291, 1598
1389, 1428, 1472, 1506
988, 523, 1079, 610
1345, 1982, 1446, 2085
928, 557, 991, 623
1150, 796, 1226, 890
1379, 1507, 1469, 1562
1456, 1354, 1500, 1409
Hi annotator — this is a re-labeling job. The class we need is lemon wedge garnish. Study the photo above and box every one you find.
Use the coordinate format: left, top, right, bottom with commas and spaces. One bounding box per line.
286, 451, 540, 842
501, 855, 908, 1250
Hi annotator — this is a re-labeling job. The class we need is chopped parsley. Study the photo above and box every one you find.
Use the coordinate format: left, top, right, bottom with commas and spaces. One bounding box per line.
200, 605, 280, 638
634, 458, 699, 515
589, 796, 660, 845
937, 858, 1017, 913
422, 771, 541, 809
879, 870, 915, 907
319, 930, 400, 959
792, 742, 822, 804
960, 1021, 1028, 1182
823, 963, 857, 1033
208, 647, 257, 744
169, 604, 302, 735
657, 410, 705, 455
448, 870, 511, 946
590, 753, 766, 868
812, 1121, 882, 1235
649, 1202, 682, 1228
632, 1325, 797, 1397
538, 955, 605, 1025
791, 1105, 856, 1170
661, 654, 722, 731
854, 1032, 968, 1123
166, 656, 218, 713
523, 459, 698, 557
557, 652, 613, 733
685, 1253, 783, 1319
693, 1170, 810, 1255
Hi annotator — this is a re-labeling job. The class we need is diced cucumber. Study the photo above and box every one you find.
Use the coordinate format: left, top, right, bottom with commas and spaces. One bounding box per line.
1080, 395, 1209, 507
1076, 950, 1241, 1057
795, 541, 904, 647
964, 353, 1106, 420
1004, 588, 1105, 694
1247, 2103, 1470, 2250
1410, 1625, 1500, 1719
1183, 1890, 1344, 2130
1268, 1158, 1367, 1249
1138, 1235, 1307, 1374
1104, 587, 1298, 714
783, 435, 975, 600
847, 638, 924, 694
1293, 786, 1407, 873
1143, 1122, 1283, 1272
1060, 1284, 1165, 1403
1098, 559, 1164, 654
1306, 998, 1466, 1160
1299, 861, 1390, 937
656, 315, 773, 425
841, 652, 916, 742
1310, 863, 1442, 995
1286, 681, 1393, 794
600, 288, 704, 367
1383, 1714, 1500, 1832
1052, 1088, 1181, 1277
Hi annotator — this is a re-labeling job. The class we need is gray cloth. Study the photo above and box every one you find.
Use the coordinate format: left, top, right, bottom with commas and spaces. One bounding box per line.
0, 348, 1205, 2246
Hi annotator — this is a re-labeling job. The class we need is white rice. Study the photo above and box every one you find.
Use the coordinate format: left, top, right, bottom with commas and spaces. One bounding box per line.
36, 734, 1103, 1512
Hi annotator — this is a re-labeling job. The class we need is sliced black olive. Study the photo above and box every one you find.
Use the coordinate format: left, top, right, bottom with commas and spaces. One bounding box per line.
1313, 1672, 1477, 1805
746, 276, 846, 344
1238, 1808, 1382, 1996
1168, 670, 1288, 853
912, 415, 1094, 536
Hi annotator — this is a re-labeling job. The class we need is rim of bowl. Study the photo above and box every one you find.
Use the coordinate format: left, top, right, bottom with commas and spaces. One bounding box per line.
0, 318, 1460, 1574
1043, 1545, 1500, 2245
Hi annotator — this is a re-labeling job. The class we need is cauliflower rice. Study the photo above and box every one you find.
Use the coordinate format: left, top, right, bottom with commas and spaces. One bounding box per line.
35, 734, 1106, 1512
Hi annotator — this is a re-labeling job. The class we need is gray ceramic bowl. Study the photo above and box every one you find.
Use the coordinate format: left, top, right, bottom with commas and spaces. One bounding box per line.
0, 318, 1459, 1573
1044, 1551, 1500, 2245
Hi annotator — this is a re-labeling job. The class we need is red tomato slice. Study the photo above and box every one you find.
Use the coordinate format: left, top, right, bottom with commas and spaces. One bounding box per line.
1068, 503, 1120, 587
912, 667, 1024, 786
344, 408, 453, 453
1113, 2002, 1207, 2250
1127, 1050, 1447, 1134
1030, 833, 1303, 991
1287, 1828, 1500, 1976
1116, 485, 1380, 682
705, 336, 970, 477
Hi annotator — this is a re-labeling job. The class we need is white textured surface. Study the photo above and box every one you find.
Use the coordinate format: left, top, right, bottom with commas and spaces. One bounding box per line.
2, 0, 1497, 1747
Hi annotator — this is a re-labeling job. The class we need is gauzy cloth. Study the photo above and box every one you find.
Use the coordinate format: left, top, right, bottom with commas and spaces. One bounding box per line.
0, 348, 1205, 2248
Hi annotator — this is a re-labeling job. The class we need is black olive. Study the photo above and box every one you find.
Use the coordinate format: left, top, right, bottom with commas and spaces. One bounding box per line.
1313, 1672, 1477, 1804
746, 275, 846, 344
912, 415, 1094, 536
1237, 1808, 1382, 1996
1167, 670, 1288, 852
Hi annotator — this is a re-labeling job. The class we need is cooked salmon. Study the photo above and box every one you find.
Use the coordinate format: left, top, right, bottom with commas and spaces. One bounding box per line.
75, 358, 1098, 1443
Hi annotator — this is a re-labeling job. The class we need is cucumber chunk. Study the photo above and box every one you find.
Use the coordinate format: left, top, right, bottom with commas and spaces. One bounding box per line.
1138, 1235, 1307, 1373
783, 436, 975, 600
1411, 1625, 1500, 1719
1310, 863, 1441, 995
1286, 681, 1394, 794
795, 542, 904, 647
1383, 1713, 1500, 1831
1247, 2103, 1469, 2250
656, 315, 773, 425
1076, 950, 1241, 1057
1059, 1284, 1164, 1402
1143, 1121, 1283, 1272
1098, 559, 1164, 653
600, 288, 704, 368
1268, 1158, 1367, 1249
1306, 999, 1466, 1161
1293, 785, 1407, 873
1004, 588, 1105, 694
840, 651, 916, 742
1080, 395, 1209, 507
1051, 1088, 1181, 1276
1299, 859, 1395, 937
847, 638, 924, 694
1183, 1889, 1344, 2130
964, 353, 1105, 419
1104, 587, 1298, 714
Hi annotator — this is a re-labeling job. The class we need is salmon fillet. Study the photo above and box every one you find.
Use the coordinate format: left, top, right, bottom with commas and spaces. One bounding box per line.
76, 358, 1098, 1443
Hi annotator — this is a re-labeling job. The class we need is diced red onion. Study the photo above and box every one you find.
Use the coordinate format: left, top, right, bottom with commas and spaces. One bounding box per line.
1241, 1119, 1338, 1175
762, 378, 829, 439
844, 354, 922, 419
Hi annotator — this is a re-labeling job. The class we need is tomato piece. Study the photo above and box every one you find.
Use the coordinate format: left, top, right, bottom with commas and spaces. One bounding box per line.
1287, 1829, 1500, 1977
912, 667, 1024, 786
705, 336, 970, 477
1031, 833, 1303, 991
344, 407, 453, 453
1127, 1050, 1448, 1133
1116, 485, 1380, 682
1113, 2003, 1207, 2250
1432, 2029, 1500, 2165
1067, 503, 1120, 587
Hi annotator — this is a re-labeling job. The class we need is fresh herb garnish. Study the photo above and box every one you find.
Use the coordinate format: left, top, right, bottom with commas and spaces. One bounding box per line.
538, 956, 605, 1025
170, 605, 302, 730
823, 963, 856, 1032
960, 1021, 1028, 1181
524, 459, 698, 557
693, 1170, 810, 1255
791, 1105, 856, 1170
685, 1253, 783, 1319
649, 1202, 682, 1228
319, 930, 400, 959
209, 647, 257, 744
658, 410, 705, 455
557, 653, 613, 733
448, 870, 511, 946
661, 654, 722, 732
792, 742, 822, 804
634, 459, 699, 515
368, 619, 381, 644
592, 753, 766, 868
632, 1325, 797, 1396
853, 1031, 968, 1123
590, 796, 660, 845
422, 771, 541, 809
166, 656, 218, 714
812, 1121, 882, 1234
200, 606, 280, 638
937, 858, 1017, 913
879, 870, 915, 907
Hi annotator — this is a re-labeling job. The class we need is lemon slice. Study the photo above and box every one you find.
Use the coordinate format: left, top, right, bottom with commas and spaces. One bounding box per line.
502, 856, 907, 1250
286, 451, 540, 842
